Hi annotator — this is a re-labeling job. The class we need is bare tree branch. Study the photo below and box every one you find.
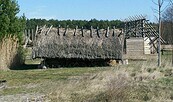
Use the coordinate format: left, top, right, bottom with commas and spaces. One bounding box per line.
152, 7, 159, 14
154, 15, 159, 22
152, 0, 159, 5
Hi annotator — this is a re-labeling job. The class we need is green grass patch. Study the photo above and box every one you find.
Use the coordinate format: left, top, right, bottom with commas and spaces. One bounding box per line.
0, 68, 102, 86
0, 67, 105, 95
25, 59, 41, 65
155, 77, 173, 87
1, 87, 28, 95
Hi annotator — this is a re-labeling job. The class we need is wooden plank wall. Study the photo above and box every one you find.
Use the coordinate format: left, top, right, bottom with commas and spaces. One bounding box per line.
126, 38, 144, 56
144, 37, 151, 54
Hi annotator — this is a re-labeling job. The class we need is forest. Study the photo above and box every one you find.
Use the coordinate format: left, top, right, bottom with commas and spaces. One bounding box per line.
162, 4, 173, 44
26, 18, 123, 30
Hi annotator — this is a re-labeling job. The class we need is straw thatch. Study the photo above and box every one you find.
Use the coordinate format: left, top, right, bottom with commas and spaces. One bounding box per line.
32, 26, 123, 60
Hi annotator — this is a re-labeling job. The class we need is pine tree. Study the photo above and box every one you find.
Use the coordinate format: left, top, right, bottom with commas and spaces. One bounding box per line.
0, 0, 26, 41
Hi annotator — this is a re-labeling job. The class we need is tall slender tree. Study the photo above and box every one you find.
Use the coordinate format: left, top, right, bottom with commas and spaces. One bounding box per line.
152, 0, 172, 66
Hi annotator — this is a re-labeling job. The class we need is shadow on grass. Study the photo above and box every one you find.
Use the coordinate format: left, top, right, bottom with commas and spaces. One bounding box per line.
44, 58, 111, 68
11, 58, 115, 70
11, 64, 39, 70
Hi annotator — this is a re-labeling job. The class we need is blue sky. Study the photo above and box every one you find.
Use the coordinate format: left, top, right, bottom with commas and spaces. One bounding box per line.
17, 0, 170, 22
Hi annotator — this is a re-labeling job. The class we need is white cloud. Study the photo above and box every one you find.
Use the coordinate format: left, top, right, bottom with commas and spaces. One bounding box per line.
25, 5, 56, 19
29, 15, 56, 20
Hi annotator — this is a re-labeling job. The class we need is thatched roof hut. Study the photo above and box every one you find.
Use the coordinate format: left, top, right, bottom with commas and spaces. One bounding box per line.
32, 26, 123, 60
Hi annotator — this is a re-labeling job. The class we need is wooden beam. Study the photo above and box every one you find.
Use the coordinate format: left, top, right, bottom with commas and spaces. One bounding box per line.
74, 26, 78, 36
96, 27, 100, 38
63, 25, 69, 36
90, 26, 93, 38
112, 26, 115, 36
105, 26, 109, 37
46, 25, 53, 35
57, 25, 60, 36
81, 26, 84, 37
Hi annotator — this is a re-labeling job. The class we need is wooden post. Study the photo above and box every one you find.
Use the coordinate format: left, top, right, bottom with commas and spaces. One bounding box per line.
112, 26, 115, 36
74, 26, 78, 36
58, 25, 60, 36
24, 29, 30, 48
118, 29, 123, 37
81, 26, 84, 37
64, 25, 69, 36
142, 19, 145, 38
96, 26, 100, 38
106, 26, 109, 37
41, 25, 46, 35
90, 26, 93, 38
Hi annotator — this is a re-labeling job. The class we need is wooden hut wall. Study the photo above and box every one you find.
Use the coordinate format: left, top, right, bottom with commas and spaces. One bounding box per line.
32, 27, 123, 60
144, 37, 151, 54
126, 38, 144, 56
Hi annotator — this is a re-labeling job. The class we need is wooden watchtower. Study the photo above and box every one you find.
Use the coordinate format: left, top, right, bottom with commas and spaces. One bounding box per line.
124, 15, 165, 59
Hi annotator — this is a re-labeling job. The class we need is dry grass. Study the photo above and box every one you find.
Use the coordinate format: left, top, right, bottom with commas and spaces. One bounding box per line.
0, 54, 173, 102
0, 36, 22, 70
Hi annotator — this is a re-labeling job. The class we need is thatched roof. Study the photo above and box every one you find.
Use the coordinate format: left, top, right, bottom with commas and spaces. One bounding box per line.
32, 26, 123, 60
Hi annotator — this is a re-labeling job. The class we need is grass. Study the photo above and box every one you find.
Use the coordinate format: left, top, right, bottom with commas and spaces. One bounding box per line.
0, 67, 105, 96
0, 52, 173, 101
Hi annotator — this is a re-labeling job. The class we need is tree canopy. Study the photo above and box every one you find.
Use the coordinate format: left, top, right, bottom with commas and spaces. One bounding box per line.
0, 0, 26, 41
26, 18, 123, 30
